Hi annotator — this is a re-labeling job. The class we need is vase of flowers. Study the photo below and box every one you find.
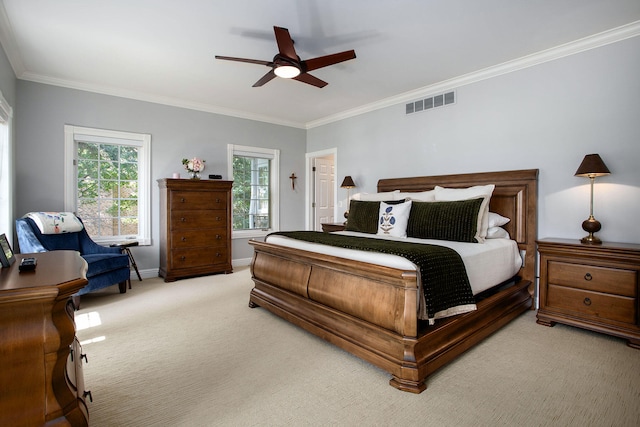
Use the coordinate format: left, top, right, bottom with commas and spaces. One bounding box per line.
182, 157, 206, 179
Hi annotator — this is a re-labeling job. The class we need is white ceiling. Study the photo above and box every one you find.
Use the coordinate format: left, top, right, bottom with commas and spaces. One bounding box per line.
1, 1, 639, 128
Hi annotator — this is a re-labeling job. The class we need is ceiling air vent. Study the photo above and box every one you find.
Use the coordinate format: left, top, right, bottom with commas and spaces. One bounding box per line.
405, 90, 456, 115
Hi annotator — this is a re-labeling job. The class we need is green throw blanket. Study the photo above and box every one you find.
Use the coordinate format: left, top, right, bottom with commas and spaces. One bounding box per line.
270, 231, 477, 323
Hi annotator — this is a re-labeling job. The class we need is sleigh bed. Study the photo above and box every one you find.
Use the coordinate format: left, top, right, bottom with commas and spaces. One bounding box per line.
248, 169, 538, 393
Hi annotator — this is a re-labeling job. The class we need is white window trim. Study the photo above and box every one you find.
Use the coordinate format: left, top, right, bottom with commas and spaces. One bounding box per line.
64, 125, 151, 245
227, 144, 280, 239
0, 91, 13, 243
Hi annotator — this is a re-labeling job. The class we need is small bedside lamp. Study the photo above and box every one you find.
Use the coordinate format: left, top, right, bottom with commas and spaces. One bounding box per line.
340, 176, 356, 219
575, 153, 610, 244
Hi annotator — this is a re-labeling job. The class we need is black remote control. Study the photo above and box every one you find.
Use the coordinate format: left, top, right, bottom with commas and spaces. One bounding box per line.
19, 257, 37, 271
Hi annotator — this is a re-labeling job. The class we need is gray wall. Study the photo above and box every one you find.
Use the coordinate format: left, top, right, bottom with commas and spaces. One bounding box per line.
14, 82, 306, 270
308, 36, 640, 245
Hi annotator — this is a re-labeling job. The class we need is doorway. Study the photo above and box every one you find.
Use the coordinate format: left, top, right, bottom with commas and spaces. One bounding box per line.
305, 149, 337, 231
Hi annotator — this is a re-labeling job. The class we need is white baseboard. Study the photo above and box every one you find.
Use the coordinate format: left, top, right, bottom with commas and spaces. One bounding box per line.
130, 258, 252, 281
232, 257, 252, 267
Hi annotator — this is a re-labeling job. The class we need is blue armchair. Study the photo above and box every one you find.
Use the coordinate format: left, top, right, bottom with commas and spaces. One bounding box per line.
16, 216, 130, 308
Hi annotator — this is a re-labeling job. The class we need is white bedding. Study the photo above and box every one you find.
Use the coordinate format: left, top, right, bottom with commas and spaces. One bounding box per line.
265, 231, 522, 296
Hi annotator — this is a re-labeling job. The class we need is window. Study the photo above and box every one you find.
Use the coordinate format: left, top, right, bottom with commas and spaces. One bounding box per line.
64, 126, 151, 245
227, 144, 279, 238
0, 91, 12, 243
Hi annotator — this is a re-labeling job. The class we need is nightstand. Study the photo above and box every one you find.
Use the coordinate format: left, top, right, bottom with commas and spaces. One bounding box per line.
321, 223, 346, 232
536, 238, 640, 348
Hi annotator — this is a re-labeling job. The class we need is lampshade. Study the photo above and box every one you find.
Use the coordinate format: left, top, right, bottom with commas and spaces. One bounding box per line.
575, 154, 611, 178
340, 176, 356, 188
274, 65, 300, 79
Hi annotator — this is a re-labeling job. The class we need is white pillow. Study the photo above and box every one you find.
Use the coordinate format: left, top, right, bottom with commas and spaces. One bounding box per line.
488, 212, 510, 228
434, 184, 495, 243
353, 190, 400, 201
486, 226, 510, 239
377, 200, 412, 238
396, 190, 436, 202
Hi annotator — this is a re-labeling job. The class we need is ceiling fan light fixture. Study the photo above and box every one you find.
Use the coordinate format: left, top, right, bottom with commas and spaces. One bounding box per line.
274, 65, 300, 79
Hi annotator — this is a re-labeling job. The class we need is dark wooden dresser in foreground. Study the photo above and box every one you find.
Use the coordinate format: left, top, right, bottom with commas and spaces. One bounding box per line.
537, 238, 640, 348
0, 251, 90, 426
158, 179, 233, 281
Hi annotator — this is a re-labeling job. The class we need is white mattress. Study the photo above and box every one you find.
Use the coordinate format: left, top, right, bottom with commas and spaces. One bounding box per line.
264, 231, 522, 296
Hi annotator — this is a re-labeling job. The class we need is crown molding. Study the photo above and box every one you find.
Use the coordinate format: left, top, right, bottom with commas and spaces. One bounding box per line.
305, 20, 640, 129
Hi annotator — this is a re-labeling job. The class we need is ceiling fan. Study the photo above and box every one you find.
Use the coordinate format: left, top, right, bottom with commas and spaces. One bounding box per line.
215, 26, 356, 88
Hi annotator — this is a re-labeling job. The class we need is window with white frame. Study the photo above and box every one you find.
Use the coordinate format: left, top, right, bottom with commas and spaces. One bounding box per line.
227, 144, 279, 238
0, 92, 12, 242
64, 125, 151, 245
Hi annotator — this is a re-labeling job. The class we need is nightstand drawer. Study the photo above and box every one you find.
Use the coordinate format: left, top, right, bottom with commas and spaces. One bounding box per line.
547, 284, 636, 324
548, 261, 637, 297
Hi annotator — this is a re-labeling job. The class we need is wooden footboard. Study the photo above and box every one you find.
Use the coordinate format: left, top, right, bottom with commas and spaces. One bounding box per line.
248, 169, 538, 393
249, 239, 532, 393
250, 241, 419, 336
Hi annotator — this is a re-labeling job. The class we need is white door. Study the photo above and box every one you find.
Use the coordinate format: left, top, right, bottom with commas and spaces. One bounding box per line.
314, 156, 335, 230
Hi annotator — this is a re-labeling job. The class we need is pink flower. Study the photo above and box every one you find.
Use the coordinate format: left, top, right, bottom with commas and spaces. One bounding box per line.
182, 157, 206, 173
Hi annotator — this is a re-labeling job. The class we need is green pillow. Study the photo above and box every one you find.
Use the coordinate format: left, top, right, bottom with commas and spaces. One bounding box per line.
345, 200, 380, 234
407, 198, 484, 243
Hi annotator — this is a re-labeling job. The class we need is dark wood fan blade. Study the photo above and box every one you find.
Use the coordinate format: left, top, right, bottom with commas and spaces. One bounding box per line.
303, 50, 356, 72
252, 69, 277, 87
273, 26, 298, 60
215, 56, 272, 67
293, 73, 328, 88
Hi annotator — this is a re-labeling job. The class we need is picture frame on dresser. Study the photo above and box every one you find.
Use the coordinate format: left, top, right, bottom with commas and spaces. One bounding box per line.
0, 233, 15, 267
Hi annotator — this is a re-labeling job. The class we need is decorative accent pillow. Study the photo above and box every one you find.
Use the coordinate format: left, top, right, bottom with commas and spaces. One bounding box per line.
488, 212, 510, 228
406, 198, 484, 243
345, 200, 381, 234
377, 200, 412, 238
25, 212, 84, 234
434, 184, 495, 243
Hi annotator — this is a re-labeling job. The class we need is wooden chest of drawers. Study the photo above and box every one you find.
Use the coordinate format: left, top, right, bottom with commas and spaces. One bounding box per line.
536, 238, 640, 348
158, 179, 233, 281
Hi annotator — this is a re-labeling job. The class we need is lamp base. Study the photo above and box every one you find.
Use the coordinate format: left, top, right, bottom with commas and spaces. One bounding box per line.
581, 217, 602, 245
580, 233, 602, 245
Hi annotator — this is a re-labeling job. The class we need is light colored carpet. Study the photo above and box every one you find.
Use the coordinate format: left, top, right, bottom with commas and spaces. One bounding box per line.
75, 267, 640, 427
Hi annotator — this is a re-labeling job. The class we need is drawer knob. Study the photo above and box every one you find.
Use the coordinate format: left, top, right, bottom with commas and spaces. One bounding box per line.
584, 273, 592, 281
180, 256, 186, 261
181, 198, 186, 203
216, 216, 221, 221
216, 234, 221, 240
583, 297, 592, 306
181, 236, 187, 242
181, 217, 186, 222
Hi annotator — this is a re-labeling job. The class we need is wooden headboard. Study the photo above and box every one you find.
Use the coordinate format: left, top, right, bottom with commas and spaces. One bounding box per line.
377, 169, 538, 284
